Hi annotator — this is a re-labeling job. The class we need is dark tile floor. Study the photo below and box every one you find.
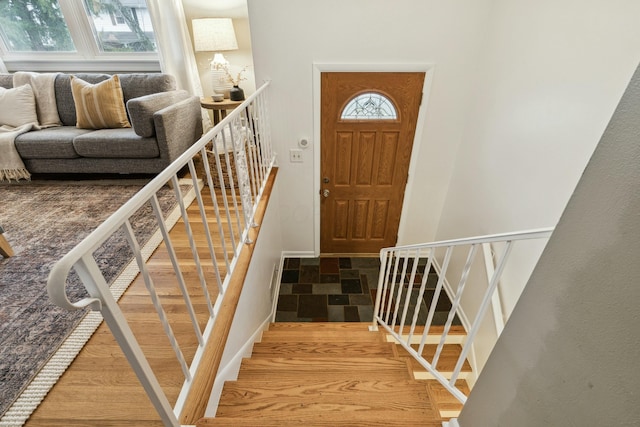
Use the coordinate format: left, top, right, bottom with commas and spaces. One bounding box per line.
275, 257, 379, 322
275, 257, 461, 324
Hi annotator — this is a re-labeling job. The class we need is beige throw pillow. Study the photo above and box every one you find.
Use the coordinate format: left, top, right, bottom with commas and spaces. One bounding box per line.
70, 75, 131, 129
0, 84, 38, 127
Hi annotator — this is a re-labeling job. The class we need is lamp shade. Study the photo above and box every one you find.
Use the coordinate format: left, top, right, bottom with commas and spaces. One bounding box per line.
192, 18, 238, 52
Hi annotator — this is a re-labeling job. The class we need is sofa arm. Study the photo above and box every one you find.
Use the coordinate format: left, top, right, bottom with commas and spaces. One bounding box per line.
127, 90, 191, 138
153, 96, 203, 163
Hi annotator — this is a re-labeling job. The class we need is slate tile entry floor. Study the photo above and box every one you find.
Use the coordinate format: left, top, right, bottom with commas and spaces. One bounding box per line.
275, 256, 461, 324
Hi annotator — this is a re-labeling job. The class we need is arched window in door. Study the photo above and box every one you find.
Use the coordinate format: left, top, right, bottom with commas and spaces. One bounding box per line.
340, 92, 398, 120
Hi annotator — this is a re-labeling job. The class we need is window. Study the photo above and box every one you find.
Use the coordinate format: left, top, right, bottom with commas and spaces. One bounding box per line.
341, 92, 398, 120
0, 0, 159, 72
0, 1, 75, 52
84, 0, 156, 53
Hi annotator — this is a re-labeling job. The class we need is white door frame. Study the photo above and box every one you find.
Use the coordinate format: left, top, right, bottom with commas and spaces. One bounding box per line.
312, 62, 435, 255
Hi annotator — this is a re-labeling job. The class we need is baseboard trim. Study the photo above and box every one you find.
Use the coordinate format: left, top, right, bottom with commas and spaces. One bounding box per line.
281, 250, 316, 258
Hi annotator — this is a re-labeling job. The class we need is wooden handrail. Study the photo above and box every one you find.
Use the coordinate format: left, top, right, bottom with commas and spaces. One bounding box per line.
179, 167, 278, 425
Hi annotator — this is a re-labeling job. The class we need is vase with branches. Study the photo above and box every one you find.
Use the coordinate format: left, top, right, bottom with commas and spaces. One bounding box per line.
222, 65, 249, 101
222, 64, 249, 86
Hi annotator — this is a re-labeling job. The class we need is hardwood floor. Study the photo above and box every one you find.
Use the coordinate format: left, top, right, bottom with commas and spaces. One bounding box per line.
26, 186, 237, 426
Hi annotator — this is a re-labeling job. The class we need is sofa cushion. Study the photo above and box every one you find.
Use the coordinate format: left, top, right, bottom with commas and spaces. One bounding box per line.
71, 75, 131, 129
0, 84, 38, 127
73, 129, 160, 158
55, 73, 111, 126
127, 90, 190, 138
14, 126, 91, 159
118, 74, 176, 102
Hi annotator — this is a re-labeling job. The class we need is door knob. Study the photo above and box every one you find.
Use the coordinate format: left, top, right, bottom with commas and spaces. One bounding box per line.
322, 189, 330, 198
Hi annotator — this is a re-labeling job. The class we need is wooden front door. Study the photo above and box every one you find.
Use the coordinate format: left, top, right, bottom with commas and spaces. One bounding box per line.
320, 72, 425, 253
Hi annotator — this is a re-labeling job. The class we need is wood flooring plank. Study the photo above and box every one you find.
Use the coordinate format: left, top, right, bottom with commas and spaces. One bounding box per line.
51, 367, 184, 388
29, 386, 164, 426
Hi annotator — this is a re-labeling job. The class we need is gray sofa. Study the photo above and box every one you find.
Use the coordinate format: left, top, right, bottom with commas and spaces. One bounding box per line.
0, 73, 202, 174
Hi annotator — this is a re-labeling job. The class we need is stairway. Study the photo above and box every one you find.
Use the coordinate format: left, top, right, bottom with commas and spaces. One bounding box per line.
197, 322, 470, 426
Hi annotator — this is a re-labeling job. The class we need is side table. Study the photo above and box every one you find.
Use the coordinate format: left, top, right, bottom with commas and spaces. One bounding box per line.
0, 225, 14, 258
200, 98, 243, 125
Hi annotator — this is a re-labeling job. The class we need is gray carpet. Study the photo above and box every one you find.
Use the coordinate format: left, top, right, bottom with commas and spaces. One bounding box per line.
0, 179, 186, 417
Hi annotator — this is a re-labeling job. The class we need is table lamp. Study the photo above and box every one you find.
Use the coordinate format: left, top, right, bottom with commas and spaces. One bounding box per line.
192, 18, 238, 98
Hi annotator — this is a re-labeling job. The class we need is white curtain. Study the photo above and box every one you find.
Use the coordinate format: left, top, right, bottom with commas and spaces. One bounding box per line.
0, 56, 8, 73
146, 0, 212, 130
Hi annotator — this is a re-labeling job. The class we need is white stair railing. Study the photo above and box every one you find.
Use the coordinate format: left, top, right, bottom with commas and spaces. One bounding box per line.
46, 82, 275, 426
371, 228, 553, 404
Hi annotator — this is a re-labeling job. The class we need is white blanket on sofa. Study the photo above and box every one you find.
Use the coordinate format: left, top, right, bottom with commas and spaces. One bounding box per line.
0, 72, 59, 182
0, 124, 34, 181
13, 72, 61, 128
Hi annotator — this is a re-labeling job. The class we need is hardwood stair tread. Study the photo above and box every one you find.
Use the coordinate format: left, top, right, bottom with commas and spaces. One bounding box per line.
425, 380, 468, 419
426, 380, 470, 402
389, 325, 467, 335
260, 330, 384, 343
237, 357, 412, 380
251, 341, 396, 357
216, 406, 435, 419
396, 344, 472, 373
198, 411, 444, 426
217, 379, 431, 416
386, 325, 467, 345
267, 322, 373, 331
208, 322, 469, 426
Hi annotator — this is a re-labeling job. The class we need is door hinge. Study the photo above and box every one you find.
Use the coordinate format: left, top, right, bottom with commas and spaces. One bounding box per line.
419, 92, 424, 106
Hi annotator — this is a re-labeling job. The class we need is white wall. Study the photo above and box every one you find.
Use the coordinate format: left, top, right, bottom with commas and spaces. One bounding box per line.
434, 0, 640, 369
458, 60, 640, 427
437, 0, 640, 241
247, 0, 640, 255
247, 0, 494, 252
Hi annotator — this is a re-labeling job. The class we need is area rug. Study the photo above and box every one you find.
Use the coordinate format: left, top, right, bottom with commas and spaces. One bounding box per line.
0, 179, 196, 422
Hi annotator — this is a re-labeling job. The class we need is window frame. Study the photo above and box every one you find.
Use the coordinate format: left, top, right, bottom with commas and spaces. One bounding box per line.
340, 91, 399, 121
0, 0, 160, 73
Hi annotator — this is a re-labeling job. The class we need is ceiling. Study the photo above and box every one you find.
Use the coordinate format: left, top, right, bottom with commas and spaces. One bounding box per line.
182, 0, 248, 18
